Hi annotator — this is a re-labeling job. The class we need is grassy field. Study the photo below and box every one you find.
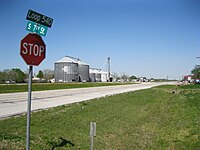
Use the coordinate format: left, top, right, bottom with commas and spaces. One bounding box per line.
0, 84, 199, 149
0, 82, 134, 94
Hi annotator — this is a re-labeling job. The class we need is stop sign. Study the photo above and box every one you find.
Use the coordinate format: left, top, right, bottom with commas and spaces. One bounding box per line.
20, 33, 46, 66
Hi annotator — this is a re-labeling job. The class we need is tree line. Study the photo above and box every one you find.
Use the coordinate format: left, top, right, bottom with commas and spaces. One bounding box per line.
191, 65, 200, 79
0, 68, 54, 84
0, 65, 199, 84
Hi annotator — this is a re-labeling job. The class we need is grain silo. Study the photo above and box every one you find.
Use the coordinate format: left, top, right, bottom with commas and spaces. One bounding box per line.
54, 56, 79, 82
90, 73, 96, 82
77, 59, 90, 82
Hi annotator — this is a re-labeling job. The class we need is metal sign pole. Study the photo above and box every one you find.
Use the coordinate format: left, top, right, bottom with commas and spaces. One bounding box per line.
26, 65, 33, 150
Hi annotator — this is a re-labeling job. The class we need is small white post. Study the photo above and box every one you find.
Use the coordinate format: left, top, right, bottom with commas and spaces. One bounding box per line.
90, 122, 96, 150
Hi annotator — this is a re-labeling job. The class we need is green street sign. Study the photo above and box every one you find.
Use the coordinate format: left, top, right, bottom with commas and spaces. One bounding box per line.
26, 21, 48, 37
26, 9, 53, 28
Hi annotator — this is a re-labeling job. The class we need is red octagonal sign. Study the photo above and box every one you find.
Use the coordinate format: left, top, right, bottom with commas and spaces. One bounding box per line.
20, 33, 46, 66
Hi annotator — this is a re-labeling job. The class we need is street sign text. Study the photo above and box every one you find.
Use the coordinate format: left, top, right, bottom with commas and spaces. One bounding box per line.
22, 42, 45, 56
26, 21, 48, 36
26, 9, 53, 28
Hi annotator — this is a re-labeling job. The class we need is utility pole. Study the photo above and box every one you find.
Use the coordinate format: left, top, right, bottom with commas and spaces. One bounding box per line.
107, 57, 110, 82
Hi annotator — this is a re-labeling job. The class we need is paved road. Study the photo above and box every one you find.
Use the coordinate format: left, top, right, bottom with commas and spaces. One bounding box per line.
0, 82, 175, 118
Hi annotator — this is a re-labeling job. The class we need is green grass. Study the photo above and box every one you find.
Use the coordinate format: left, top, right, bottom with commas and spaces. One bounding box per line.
0, 82, 134, 94
0, 84, 199, 149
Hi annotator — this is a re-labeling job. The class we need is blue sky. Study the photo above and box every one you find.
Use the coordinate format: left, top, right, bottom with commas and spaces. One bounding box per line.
0, 0, 200, 79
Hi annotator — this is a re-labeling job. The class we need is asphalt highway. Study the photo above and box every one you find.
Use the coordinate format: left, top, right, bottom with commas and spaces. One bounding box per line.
0, 82, 175, 118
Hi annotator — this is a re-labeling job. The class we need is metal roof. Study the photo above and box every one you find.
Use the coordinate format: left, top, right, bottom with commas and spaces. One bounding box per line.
77, 60, 89, 65
56, 56, 77, 63
89, 68, 108, 74
56, 56, 89, 65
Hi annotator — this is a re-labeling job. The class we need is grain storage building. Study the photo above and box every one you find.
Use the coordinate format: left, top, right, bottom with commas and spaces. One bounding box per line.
54, 56, 90, 82
54, 56, 79, 82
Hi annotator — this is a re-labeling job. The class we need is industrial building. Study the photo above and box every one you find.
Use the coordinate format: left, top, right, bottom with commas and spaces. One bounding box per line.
54, 56, 89, 82
89, 68, 108, 82
54, 56, 113, 82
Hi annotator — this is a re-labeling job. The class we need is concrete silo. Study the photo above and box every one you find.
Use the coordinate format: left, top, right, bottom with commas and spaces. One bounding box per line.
54, 56, 79, 82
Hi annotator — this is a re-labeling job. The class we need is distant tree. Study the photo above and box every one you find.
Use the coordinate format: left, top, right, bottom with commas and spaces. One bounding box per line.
37, 70, 44, 79
111, 72, 119, 81
191, 65, 200, 79
121, 73, 130, 82
130, 75, 137, 80
0, 68, 25, 83
3, 69, 16, 82
43, 69, 54, 81
0, 71, 6, 83
112, 72, 118, 78
24, 69, 29, 79
12, 68, 26, 83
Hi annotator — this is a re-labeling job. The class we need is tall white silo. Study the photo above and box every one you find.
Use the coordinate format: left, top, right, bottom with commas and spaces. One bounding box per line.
54, 56, 79, 82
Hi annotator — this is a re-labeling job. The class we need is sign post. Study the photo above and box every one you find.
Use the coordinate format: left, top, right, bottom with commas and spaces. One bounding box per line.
20, 33, 46, 150
22, 9, 53, 150
26, 65, 33, 150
